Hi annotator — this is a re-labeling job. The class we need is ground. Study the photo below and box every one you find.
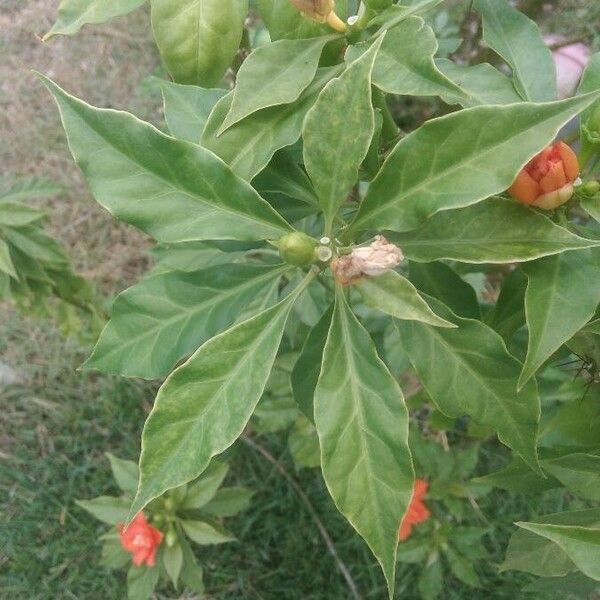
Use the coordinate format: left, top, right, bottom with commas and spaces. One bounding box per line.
0, 1, 599, 598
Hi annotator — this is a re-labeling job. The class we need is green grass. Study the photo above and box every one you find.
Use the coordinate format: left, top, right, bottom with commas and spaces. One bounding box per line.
0, 312, 572, 600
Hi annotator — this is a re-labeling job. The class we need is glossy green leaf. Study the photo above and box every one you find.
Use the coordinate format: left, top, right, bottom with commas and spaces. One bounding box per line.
583, 319, 600, 335
582, 196, 600, 223
350, 94, 599, 234
389, 198, 600, 264
181, 520, 235, 545
202, 66, 342, 181
409, 261, 480, 320
369, 0, 443, 32
474, 0, 556, 102
76, 496, 131, 525
520, 249, 600, 387
355, 270, 454, 328
85, 264, 288, 379
436, 59, 521, 107
346, 18, 465, 100
163, 543, 183, 588
220, 36, 336, 133
131, 281, 309, 516
106, 453, 139, 494
182, 461, 229, 509
544, 454, 600, 501
303, 38, 381, 231
578, 53, 600, 128
475, 457, 559, 494
395, 299, 541, 471
151, 0, 248, 86
203, 486, 254, 517
314, 289, 414, 597
159, 80, 226, 143
40, 76, 291, 243
291, 304, 333, 421
516, 522, 600, 581
44, 0, 146, 40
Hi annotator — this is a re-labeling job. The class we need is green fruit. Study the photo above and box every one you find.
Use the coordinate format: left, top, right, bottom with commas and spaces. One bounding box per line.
277, 232, 317, 266
580, 181, 600, 196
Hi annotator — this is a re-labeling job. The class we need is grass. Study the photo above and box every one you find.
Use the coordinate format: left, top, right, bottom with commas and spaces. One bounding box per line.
1, 0, 599, 598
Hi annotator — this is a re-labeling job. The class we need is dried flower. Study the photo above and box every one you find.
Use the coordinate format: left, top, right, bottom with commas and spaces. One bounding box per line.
288, 0, 347, 32
398, 479, 430, 541
508, 142, 579, 210
331, 236, 403, 286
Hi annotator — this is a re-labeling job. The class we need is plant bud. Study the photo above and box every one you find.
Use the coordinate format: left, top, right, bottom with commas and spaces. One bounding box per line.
507, 141, 579, 210
277, 232, 317, 266
288, 0, 347, 32
580, 180, 600, 196
583, 102, 600, 145
165, 527, 178, 548
331, 236, 403, 286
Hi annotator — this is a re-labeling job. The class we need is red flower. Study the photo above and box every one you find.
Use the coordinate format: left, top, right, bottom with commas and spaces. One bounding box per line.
118, 512, 164, 567
398, 479, 430, 541
508, 142, 579, 210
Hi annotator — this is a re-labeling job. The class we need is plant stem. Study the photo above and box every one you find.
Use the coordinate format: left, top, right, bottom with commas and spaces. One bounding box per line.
241, 435, 363, 600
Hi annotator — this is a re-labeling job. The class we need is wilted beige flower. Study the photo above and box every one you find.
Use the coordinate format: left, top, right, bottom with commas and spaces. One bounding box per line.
331, 236, 403, 286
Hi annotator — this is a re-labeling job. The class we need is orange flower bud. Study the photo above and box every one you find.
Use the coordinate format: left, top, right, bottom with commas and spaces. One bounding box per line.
398, 479, 430, 541
288, 0, 347, 32
508, 142, 580, 210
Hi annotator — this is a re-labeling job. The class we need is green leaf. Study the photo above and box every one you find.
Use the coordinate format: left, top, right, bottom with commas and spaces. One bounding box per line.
444, 546, 481, 587
76, 496, 130, 525
346, 18, 465, 100
314, 289, 414, 597
202, 66, 342, 181
436, 59, 521, 107
523, 572, 600, 598
163, 542, 183, 588
257, 0, 341, 40
583, 319, 600, 335
474, 0, 556, 102
203, 486, 254, 517
475, 457, 559, 494
179, 537, 205, 593
350, 93, 599, 234
220, 36, 336, 133
303, 38, 381, 232
578, 53, 600, 131
288, 416, 321, 468
181, 461, 229, 509
418, 558, 443, 600
100, 535, 130, 569
396, 537, 429, 563
0, 202, 45, 228
291, 304, 333, 421
581, 195, 600, 223
520, 249, 600, 387
127, 565, 160, 600
516, 522, 600, 581
388, 198, 600, 264
409, 261, 480, 320
355, 270, 455, 328
158, 80, 226, 143
2, 227, 68, 265
131, 280, 309, 516
253, 396, 299, 434
544, 454, 600, 502
44, 0, 146, 40
394, 299, 541, 472
0, 177, 63, 203
151, 0, 248, 86
106, 453, 139, 494
369, 0, 443, 32
486, 268, 527, 340
540, 395, 600, 449
0, 239, 17, 279
40, 75, 291, 243
85, 264, 288, 379
181, 520, 235, 545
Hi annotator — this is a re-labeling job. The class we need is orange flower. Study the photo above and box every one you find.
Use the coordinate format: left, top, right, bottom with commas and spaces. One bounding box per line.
508, 142, 579, 210
398, 479, 430, 541
118, 512, 164, 567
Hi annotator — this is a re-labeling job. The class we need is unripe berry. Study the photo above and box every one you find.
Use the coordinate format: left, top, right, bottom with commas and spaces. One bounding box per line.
277, 232, 317, 266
